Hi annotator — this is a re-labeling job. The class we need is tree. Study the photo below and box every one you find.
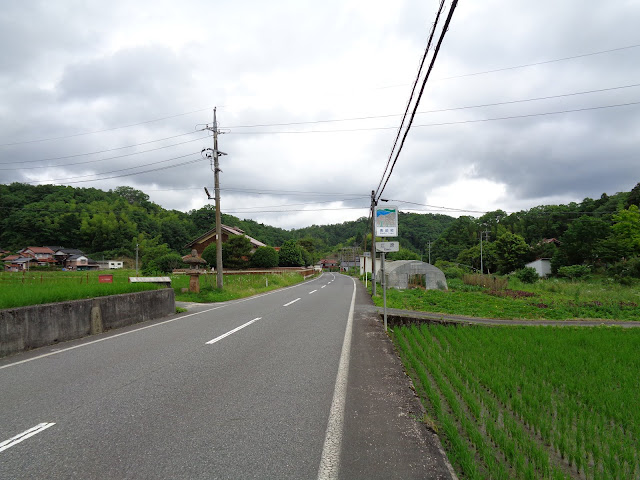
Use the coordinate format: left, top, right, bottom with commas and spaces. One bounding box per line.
557, 215, 611, 266
111, 186, 150, 205
224, 235, 253, 269
609, 205, 640, 258
495, 232, 531, 274
250, 246, 279, 268
279, 240, 304, 267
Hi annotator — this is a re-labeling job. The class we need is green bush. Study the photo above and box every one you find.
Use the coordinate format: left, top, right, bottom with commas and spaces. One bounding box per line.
201, 243, 217, 267
250, 246, 279, 268
154, 253, 185, 274
443, 266, 465, 279
557, 264, 591, 280
515, 266, 539, 284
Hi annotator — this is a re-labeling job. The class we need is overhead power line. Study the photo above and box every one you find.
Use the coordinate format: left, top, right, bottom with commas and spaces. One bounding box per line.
0, 136, 208, 171
28, 153, 203, 185
227, 100, 640, 135
0, 131, 201, 165
376, 0, 459, 201
0, 108, 215, 147
440, 43, 640, 80
378, 0, 445, 200
225, 82, 640, 130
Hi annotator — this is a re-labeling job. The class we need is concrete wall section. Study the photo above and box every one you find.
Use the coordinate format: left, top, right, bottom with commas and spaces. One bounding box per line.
1, 289, 175, 358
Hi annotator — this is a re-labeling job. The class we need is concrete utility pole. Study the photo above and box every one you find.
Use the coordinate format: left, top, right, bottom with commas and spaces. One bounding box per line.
428, 240, 431, 264
370, 190, 377, 296
202, 108, 226, 289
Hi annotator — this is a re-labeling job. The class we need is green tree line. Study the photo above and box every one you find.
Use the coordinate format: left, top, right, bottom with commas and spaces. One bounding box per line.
1, 182, 639, 279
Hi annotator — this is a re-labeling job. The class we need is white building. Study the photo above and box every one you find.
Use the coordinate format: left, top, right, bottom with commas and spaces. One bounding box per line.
525, 258, 552, 277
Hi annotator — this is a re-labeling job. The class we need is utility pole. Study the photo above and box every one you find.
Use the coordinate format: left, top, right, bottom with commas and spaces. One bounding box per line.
202, 107, 227, 289
370, 190, 377, 295
135, 243, 139, 275
428, 240, 431, 264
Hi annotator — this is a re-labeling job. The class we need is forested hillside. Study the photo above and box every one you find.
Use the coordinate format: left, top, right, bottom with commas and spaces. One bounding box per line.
1, 182, 639, 277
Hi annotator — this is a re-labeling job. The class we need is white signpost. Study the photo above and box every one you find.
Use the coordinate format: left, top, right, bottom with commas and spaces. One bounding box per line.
375, 241, 399, 331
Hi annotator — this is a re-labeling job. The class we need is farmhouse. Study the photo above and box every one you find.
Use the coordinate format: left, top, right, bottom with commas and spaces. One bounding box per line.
185, 224, 266, 256
318, 259, 338, 270
64, 255, 99, 271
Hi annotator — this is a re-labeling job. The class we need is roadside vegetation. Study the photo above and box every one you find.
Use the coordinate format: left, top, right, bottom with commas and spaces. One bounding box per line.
393, 324, 640, 480
370, 274, 640, 321
173, 272, 311, 303
0, 270, 160, 309
0, 270, 313, 309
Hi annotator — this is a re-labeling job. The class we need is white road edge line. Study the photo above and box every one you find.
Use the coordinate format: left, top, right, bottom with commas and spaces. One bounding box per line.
206, 318, 262, 345
309, 290, 318, 294
321, 285, 326, 289
0, 423, 55, 453
317, 276, 356, 480
283, 298, 301, 307
0, 273, 327, 371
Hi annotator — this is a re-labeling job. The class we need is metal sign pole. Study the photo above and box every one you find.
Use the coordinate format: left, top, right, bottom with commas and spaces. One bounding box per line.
382, 251, 387, 332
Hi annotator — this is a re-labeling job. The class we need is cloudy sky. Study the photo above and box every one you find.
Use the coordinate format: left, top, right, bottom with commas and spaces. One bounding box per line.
1, 0, 639, 230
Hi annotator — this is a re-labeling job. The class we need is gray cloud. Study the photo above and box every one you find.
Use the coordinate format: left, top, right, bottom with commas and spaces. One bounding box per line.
1, 0, 639, 229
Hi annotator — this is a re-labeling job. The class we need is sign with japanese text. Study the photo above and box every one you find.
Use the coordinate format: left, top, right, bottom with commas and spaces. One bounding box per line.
375, 206, 398, 237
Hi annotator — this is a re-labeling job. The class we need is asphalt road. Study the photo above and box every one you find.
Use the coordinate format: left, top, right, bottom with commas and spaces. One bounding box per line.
0, 273, 357, 479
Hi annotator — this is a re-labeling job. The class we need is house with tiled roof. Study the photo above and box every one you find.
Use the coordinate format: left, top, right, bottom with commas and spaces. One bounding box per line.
19, 246, 55, 259
185, 224, 267, 256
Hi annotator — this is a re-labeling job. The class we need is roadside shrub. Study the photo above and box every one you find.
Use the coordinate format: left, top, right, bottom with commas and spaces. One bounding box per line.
201, 243, 217, 267
250, 246, 279, 268
442, 266, 465, 279
155, 253, 184, 274
608, 256, 640, 279
515, 266, 539, 284
558, 264, 591, 280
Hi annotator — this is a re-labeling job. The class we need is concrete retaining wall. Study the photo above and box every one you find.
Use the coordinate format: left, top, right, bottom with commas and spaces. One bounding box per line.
0, 289, 175, 358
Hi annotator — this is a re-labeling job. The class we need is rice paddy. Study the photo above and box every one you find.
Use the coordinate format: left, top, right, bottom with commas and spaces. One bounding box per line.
393, 324, 640, 480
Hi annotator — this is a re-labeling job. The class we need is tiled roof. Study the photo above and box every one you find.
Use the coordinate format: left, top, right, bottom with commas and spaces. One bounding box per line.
25, 246, 55, 254
185, 224, 266, 249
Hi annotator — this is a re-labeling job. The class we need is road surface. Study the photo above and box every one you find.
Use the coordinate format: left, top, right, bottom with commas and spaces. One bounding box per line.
0, 273, 454, 479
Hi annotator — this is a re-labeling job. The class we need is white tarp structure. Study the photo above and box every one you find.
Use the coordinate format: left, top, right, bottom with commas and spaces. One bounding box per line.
376, 260, 448, 290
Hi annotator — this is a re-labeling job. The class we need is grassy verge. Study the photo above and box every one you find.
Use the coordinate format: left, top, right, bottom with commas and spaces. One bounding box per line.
371, 277, 640, 321
392, 324, 640, 480
0, 270, 160, 309
173, 272, 311, 303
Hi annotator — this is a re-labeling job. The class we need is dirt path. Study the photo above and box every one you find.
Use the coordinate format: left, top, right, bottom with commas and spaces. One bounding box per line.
364, 305, 640, 327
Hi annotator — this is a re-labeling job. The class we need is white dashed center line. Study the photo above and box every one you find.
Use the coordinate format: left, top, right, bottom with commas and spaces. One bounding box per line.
283, 298, 301, 307
206, 318, 262, 345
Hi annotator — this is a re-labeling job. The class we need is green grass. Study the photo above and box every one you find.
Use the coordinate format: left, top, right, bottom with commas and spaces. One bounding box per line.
0, 270, 314, 309
0, 270, 160, 309
172, 272, 311, 303
371, 277, 640, 321
393, 324, 640, 480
